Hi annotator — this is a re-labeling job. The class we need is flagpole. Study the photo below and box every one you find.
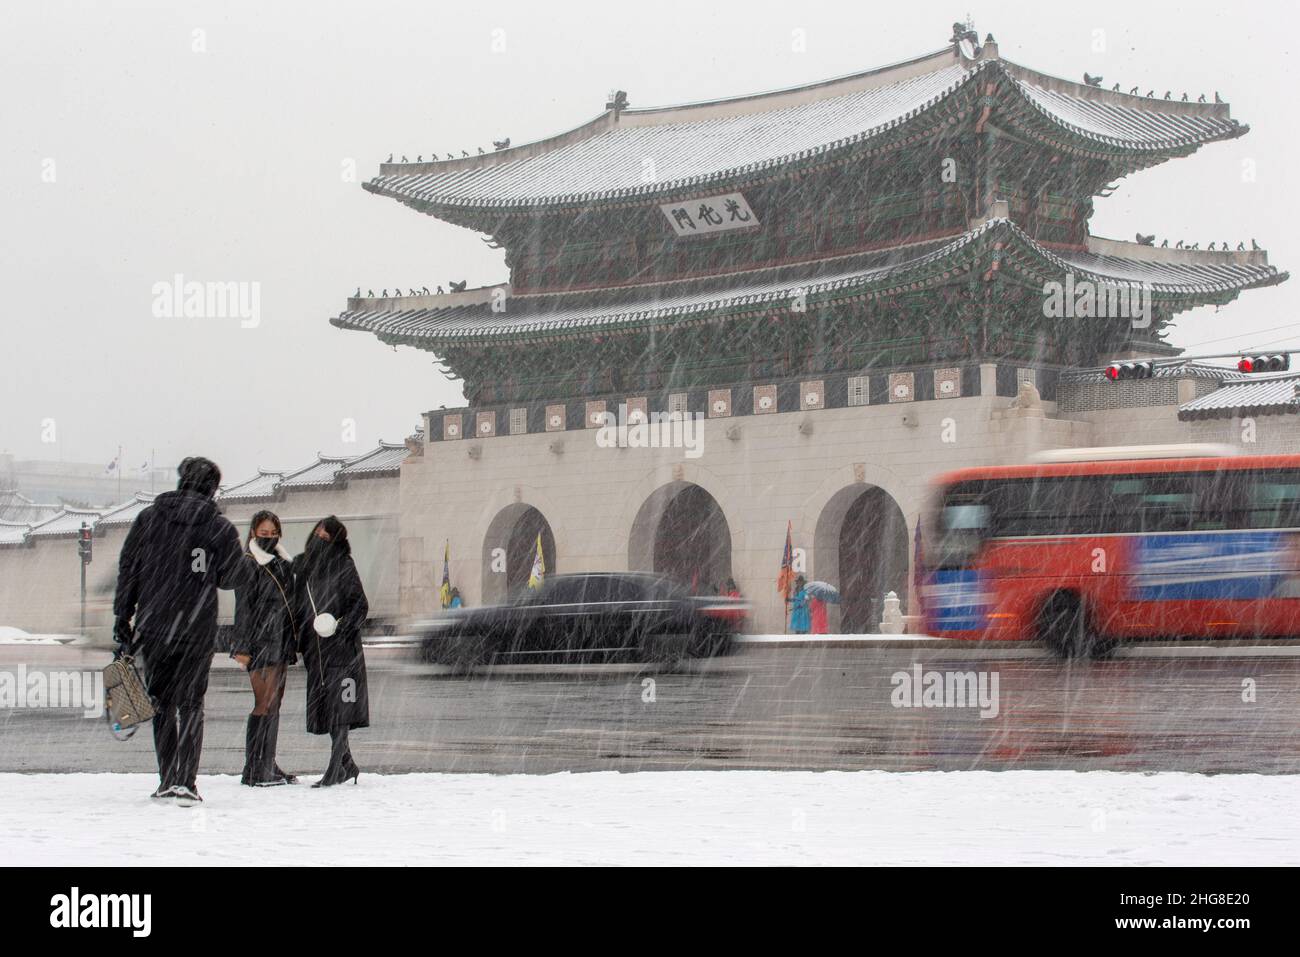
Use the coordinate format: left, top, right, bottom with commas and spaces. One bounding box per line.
116, 444, 122, 502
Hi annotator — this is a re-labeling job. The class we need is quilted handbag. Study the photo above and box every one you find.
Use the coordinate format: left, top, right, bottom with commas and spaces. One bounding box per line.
103, 655, 156, 740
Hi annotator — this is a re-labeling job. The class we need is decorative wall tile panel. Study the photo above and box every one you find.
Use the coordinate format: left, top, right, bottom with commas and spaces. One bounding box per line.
545, 404, 566, 432
888, 372, 915, 403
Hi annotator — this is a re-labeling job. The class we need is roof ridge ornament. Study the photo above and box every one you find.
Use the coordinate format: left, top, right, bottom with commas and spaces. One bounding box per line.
951, 19, 996, 62
949, 19, 978, 46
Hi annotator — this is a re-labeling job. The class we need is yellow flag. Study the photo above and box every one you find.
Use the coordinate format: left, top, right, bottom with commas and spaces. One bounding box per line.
527, 532, 545, 589
438, 539, 452, 608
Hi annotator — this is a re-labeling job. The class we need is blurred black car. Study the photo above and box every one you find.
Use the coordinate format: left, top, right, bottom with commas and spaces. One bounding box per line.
418, 572, 746, 666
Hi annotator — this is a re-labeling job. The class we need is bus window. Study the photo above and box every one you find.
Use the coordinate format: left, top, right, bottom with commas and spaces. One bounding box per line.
1189, 470, 1237, 530
1108, 474, 1192, 533
931, 486, 990, 568
987, 477, 1104, 536
1245, 472, 1300, 529
1107, 471, 1234, 533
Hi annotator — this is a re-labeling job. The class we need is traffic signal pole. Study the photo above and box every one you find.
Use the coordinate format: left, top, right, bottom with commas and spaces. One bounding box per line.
77, 522, 92, 634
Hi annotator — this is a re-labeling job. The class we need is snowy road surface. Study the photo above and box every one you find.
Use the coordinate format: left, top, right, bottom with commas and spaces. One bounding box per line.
3, 769, 1296, 866
5, 644, 1300, 774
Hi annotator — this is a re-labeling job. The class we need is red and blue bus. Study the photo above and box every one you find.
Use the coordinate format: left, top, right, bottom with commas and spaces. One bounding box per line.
920, 446, 1300, 656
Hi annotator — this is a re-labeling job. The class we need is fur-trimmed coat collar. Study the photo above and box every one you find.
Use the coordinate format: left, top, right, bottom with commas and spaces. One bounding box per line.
248, 538, 292, 566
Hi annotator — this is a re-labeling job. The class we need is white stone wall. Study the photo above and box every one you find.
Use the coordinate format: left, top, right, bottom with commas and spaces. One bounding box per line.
398, 385, 1101, 634
1073, 407, 1300, 454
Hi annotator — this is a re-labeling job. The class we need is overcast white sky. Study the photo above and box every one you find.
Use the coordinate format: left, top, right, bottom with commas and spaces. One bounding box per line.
2, 0, 1296, 485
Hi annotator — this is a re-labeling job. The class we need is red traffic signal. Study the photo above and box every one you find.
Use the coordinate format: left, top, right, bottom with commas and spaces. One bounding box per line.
1238, 354, 1290, 373
1105, 361, 1155, 381
77, 522, 93, 561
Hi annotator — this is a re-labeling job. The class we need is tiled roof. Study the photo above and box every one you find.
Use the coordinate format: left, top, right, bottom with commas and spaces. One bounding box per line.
28, 508, 106, 538
278, 456, 352, 489
1178, 373, 1300, 420
332, 220, 1286, 347
1003, 64, 1245, 152
0, 490, 64, 525
218, 443, 407, 500
338, 443, 411, 476
219, 470, 286, 502
1047, 248, 1280, 297
98, 493, 157, 527
368, 59, 976, 211
0, 521, 32, 546
365, 48, 1245, 213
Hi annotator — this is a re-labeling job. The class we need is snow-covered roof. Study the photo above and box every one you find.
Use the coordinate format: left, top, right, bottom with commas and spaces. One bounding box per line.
0, 490, 64, 525
338, 442, 411, 477
365, 43, 1246, 214
27, 507, 106, 539
219, 470, 286, 502
278, 455, 352, 490
334, 219, 1285, 347
218, 442, 409, 500
1179, 372, 1300, 420
97, 493, 157, 528
0, 521, 32, 546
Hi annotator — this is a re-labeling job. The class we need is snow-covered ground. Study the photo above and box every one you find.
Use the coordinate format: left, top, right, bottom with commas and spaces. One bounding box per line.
3, 770, 1296, 865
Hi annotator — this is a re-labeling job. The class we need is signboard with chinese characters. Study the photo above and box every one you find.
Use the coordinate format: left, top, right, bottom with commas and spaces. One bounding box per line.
660, 192, 759, 237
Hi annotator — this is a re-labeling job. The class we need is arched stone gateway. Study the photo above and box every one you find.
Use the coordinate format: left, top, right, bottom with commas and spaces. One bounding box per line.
481, 503, 556, 604
813, 485, 910, 633
629, 481, 732, 593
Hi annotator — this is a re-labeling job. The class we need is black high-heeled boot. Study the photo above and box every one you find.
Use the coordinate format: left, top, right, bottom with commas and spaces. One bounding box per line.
266, 712, 297, 784
341, 752, 361, 785
242, 715, 288, 787
241, 715, 263, 786
313, 728, 360, 787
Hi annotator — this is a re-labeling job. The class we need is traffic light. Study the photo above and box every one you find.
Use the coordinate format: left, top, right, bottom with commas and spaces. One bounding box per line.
77, 523, 93, 563
1104, 361, 1155, 381
1237, 354, 1291, 373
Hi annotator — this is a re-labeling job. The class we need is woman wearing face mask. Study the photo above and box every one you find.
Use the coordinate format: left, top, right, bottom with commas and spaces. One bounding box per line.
230, 510, 298, 786
295, 515, 369, 787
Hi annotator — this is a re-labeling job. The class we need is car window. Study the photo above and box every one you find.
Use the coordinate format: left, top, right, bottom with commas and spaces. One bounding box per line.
608, 578, 653, 603
539, 578, 587, 604
581, 578, 617, 603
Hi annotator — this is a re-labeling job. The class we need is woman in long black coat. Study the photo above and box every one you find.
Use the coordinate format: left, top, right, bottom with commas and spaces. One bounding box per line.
295, 515, 369, 787
230, 509, 298, 786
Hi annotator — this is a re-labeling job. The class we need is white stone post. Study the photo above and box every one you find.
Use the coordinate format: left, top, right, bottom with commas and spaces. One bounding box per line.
880, 590, 904, 634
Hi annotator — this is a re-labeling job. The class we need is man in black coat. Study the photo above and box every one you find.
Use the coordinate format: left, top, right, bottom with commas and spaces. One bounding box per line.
112, 457, 244, 804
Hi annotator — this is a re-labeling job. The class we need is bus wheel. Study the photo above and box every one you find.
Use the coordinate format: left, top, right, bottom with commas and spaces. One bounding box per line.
1036, 591, 1096, 659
